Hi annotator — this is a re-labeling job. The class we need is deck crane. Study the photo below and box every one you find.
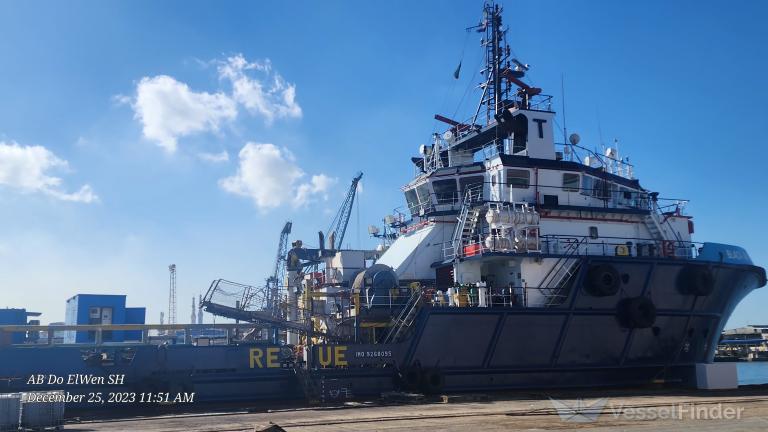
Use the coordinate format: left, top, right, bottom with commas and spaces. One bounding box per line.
325, 172, 363, 250
265, 221, 292, 316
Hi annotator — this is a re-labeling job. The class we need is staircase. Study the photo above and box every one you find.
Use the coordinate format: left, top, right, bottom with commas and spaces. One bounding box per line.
543, 259, 582, 307
383, 289, 423, 343
643, 212, 667, 242
538, 238, 585, 306
451, 188, 483, 259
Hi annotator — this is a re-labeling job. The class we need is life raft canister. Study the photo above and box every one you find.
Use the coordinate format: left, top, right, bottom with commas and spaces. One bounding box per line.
585, 264, 621, 296
618, 296, 657, 329
677, 265, 715, 296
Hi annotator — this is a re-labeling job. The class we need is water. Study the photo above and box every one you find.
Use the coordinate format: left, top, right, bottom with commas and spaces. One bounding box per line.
737, 362, 768, 385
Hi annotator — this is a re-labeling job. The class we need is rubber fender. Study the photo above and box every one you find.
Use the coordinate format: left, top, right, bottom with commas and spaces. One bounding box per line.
618, 296, 657, 329
677, 265, 715, 296
420, 368, 445, 394
403, 367, 422, 391
585, 264, 621, 296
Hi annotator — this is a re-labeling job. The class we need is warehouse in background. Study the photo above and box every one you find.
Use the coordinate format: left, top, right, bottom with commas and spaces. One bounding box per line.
64, 294, 146, 343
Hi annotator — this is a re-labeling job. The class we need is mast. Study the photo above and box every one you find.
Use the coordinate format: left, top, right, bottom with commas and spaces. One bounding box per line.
473, 2, 511, 125
469, 2, 540, 128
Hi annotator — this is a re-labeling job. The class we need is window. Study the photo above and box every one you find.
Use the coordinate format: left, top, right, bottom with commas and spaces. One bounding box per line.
619, 187, 634, 206
589, 226, 599, 239
507, 169, 530, 189
592, 179, 611, 200
432, 179, 458, 204
581, 176, 594, 196
459, 175, 484, 201
415, 183, 431, 207
404, 189, 419, 215
562, 173, 580, 192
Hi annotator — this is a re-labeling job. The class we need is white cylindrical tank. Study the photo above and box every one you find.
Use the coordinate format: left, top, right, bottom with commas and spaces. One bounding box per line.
484, 235, 511, 251
447, 287, 456, 307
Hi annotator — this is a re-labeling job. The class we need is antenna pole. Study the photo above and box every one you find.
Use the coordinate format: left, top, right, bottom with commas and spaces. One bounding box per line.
168, 264, 177, 326
561, 75, 567, 139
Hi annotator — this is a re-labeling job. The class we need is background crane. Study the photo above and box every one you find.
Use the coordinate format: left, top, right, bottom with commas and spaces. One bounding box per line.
325, 172, 363, 250
265, 221, 292, 316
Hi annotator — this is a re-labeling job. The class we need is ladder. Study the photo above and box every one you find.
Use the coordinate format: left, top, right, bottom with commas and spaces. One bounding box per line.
543, 260, 582, 307
384, 289, 423, 343
451, 188, 483, 259
538, 237, 585, 306
643, 212, 667, 242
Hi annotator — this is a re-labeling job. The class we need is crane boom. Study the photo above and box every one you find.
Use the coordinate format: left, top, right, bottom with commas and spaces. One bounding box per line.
326, 172, 363, 250
266, 221, 292, 316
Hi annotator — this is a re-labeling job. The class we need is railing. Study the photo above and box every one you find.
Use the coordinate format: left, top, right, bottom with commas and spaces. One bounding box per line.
0, 323, 260, 346
423, 286, 530, 308
443, 233, 702, 261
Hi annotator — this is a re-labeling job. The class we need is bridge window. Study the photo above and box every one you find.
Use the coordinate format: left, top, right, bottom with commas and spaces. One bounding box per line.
592, 179, 611, 200
415, 183, 431, 207
432, 179, 458, 204
459, 175, 484, 201
581, 176, 594, 196
562, 173, 580, 192
507, 169, 530, 189
404, 189, 419, 215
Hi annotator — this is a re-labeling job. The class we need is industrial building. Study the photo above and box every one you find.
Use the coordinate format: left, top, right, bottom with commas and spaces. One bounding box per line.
64, 294, 146, 343
717, 325, 768, 361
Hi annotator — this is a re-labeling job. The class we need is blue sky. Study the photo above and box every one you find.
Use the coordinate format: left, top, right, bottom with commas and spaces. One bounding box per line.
0, 1, 765, 328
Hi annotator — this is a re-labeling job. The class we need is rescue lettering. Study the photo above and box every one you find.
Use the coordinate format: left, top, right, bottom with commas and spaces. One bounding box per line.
249, 347, 281, 368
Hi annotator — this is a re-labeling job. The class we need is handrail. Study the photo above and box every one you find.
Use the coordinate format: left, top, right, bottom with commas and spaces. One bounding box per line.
537, 236, 586, 289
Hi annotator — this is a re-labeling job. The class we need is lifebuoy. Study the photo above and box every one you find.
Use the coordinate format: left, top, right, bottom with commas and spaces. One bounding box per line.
618, 297, 657, 328
585, 264, 621, 296
677, 265, 715, 296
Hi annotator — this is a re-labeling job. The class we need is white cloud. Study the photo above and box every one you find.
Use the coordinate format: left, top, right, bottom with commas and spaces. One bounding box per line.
218, 55, 302, 124
0, 141, 98, 203
125, 55, 301, 154
219, 142, 334, 210
197, 150, 230, 163
132, 75, 237, 153
295, 174, 337, 206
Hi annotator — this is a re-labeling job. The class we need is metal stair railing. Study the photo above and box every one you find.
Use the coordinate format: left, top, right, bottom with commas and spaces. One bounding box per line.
544, 259, 582, 307
383, 289, 423, 344
538, 237, 586, 306
645, 202, 688, 256
450, 186, 484, 260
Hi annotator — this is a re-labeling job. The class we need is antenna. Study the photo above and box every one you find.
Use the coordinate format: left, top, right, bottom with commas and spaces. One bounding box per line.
561, 74, 568, 153
168, 264, 177, 326
191, 297, 196, 325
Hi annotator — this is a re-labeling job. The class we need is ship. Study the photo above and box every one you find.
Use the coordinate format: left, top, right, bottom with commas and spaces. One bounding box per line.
0, 1, 765, 409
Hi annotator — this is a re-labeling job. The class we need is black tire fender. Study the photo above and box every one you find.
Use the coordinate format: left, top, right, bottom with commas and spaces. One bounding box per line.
403, 367, 421, 390
677, 265, 715, 296
585, 264, 621, 296
618, 296, 657, 329
420, 368, 445, 394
